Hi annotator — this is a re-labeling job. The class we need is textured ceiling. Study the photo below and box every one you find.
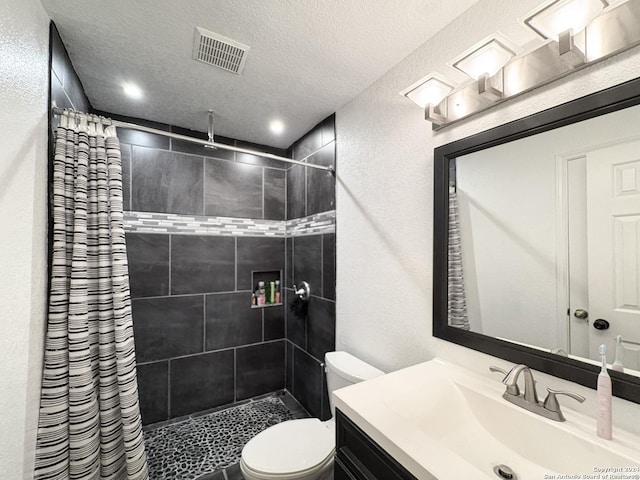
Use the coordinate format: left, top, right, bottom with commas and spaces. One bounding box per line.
40, 0, 480, 148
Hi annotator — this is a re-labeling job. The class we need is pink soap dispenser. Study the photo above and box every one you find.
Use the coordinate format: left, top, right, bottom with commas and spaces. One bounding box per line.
597, 344, 612, 440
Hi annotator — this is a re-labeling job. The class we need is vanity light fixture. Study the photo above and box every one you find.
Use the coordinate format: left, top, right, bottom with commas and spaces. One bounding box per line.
450, 34, 517, 101
400, 73, 456, 126
405, 0, 638, 129
523, 0, 609, 66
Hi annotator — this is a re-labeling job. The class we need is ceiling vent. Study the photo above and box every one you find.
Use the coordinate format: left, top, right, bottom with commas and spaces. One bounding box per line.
193, 27, 250, 74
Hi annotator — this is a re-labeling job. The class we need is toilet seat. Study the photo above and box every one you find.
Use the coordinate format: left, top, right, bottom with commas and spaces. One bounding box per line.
241, 418, 334, 479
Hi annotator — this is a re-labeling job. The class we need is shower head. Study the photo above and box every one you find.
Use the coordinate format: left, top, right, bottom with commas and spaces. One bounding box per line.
205, 110, 217, 150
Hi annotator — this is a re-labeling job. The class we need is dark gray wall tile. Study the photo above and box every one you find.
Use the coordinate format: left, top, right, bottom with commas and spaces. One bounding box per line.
120, 143, 132, 211
322, 233, 335, 300
285, 237, 293, 289
320, 375, 331, 421
114, 128, 170, 150
132, 295, 203, 362
225, 464, 244, 480
236, 237, 284, 291
205, 159, 262, 218
264, 169, 286, 220
307, 297, 335, 361
286, 289, 306, 349
126, 233, 169, 298
171, 126, 235, 160
306, 144, 335, 215
50, 25, 90, 122
137, 361, 168, 425
264, 306, 285, 341
196, 469, 225, 480
293, 346, 322, 417
286, 165, 305, 219
50, 25, 66, 85
292, 128, 322, 161
286, 341, 293, 392
169, 350, 234, 417
320, 115, 336, 146
235, 140, 287, 169
293, 235, 321, 293
132, 147, 203, 214
51, 73, 72, 112
205, 293, 262, 350
236, 341, 285, 400
63, 66, 90, 113
171, 235, 235, 294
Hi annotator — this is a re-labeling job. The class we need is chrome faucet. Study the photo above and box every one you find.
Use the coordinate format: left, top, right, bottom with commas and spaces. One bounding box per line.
502, 364, 539, 404
489, 364, 585, 422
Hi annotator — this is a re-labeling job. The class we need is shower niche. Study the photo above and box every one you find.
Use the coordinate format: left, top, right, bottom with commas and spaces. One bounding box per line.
250, 270, 283, 308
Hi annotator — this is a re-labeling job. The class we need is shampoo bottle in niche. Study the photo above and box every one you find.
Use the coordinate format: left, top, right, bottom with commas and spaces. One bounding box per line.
597, 344, 612, 440
612, 335, 624, 373
257, 281, 266, 306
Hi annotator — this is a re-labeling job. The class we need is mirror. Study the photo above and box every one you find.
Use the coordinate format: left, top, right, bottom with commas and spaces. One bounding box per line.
433, 76, 640, 404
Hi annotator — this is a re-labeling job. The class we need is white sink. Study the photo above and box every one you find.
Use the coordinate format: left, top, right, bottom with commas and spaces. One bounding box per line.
333, 359, 640, 480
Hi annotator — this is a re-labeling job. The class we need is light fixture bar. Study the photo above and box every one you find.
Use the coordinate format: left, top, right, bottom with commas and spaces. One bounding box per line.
423, 0, 639, 130
478, 73, 503, 101
558, 29, 585, 67
426, 103, 447, 126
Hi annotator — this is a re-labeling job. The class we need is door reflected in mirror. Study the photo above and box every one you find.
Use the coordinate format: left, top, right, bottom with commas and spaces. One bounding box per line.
450, 103, 640, 377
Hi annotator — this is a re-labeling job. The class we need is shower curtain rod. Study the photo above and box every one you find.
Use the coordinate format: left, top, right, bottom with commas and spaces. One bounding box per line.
52, 107, 335, 174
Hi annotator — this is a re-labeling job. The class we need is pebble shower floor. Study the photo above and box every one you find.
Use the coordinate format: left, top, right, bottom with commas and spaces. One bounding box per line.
143, 394, 295, 480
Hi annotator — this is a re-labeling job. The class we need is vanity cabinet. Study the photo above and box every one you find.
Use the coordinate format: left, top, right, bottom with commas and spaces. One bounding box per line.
335, 409, 418, 480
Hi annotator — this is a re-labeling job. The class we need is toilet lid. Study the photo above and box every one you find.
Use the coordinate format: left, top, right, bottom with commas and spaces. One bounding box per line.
242, 419, 334, 475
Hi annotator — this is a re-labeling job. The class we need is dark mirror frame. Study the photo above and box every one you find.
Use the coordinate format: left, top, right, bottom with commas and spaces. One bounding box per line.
433, 76, 640, 404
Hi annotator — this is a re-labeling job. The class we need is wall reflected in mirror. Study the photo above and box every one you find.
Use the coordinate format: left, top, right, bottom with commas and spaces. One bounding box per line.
449, 102, 640, 377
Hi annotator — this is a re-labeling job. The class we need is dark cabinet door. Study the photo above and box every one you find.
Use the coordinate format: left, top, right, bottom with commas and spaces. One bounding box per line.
335, 409, 418, 480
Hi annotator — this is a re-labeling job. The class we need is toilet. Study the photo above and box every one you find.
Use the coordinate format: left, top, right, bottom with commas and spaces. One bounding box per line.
240, 351, 384, 480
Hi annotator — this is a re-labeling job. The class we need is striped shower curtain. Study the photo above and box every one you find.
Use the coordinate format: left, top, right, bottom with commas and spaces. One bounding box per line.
448, 189, 470, 330
34, 111, 149, 479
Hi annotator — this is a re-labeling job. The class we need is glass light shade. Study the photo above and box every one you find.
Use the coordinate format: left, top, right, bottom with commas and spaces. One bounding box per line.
402, 74, 454, 108
524, 0, 608, 40
452, 38, 516, 80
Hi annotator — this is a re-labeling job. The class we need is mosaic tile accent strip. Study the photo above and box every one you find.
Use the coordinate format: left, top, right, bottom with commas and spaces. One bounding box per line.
124, 211, 286, 237
144, 395, 294, 480
286, 210, 336, 237
124, 210, 336, 237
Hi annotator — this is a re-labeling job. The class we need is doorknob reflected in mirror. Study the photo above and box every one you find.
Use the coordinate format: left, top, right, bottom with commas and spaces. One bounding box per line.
593, 319, 610, 330
574, 309, 589, 320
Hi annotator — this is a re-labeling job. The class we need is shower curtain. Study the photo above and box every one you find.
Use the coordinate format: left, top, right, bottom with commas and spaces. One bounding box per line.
34, 111, 149, 480
448, 189, 470, 330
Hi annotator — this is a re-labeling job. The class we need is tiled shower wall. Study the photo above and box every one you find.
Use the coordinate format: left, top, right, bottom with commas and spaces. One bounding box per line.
114, 115, 290, 424
285, 118, 337, 421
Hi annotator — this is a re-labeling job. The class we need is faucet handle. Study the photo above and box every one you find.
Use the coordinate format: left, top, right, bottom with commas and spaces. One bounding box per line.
489, 366, 519, 396
489, 366, 507, 375
543, 387, 586, 420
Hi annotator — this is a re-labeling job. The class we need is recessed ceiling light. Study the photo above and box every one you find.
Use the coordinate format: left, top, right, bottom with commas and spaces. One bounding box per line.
122, 82, 143, 100
270, 120, 284, 135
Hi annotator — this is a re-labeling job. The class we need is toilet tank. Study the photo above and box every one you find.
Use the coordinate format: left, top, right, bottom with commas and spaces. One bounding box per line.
324, 351, 384, 417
